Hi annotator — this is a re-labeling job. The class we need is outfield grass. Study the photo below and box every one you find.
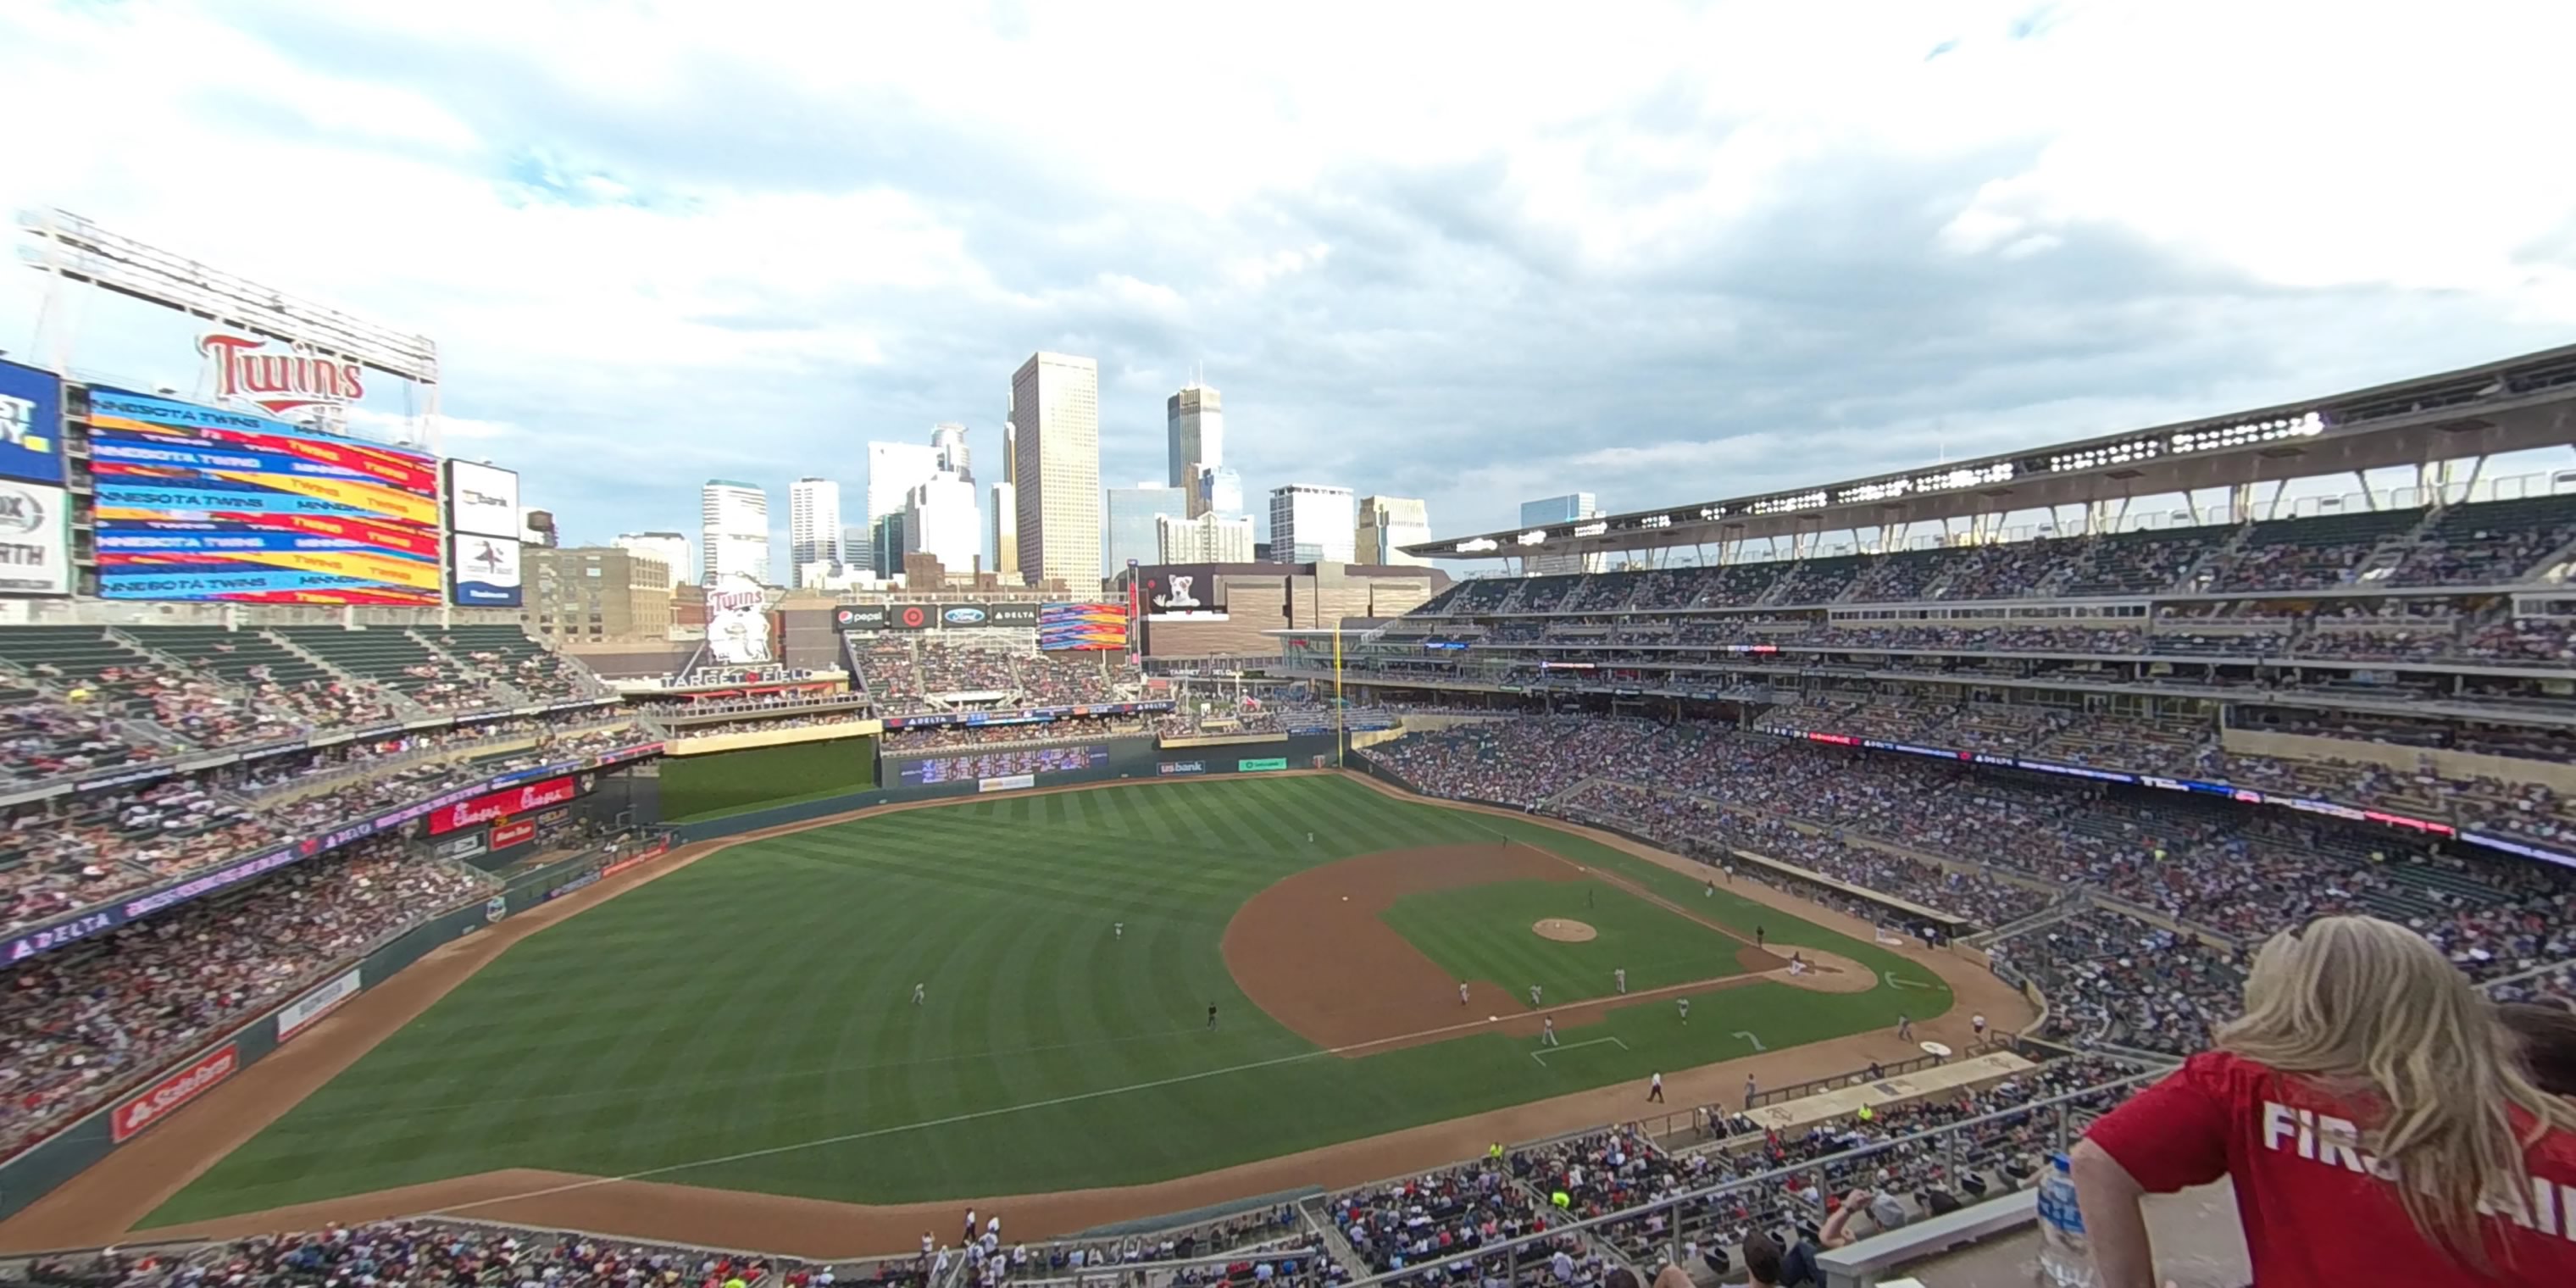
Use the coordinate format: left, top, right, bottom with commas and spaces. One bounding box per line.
1380, 878, 1750, 1005
660, 740, 878, 822
152, 775, 1948, 1221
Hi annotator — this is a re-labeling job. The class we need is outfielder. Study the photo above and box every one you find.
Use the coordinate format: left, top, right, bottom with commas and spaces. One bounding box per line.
1678, 997, 1690, 1024
913, 982, 925, 1005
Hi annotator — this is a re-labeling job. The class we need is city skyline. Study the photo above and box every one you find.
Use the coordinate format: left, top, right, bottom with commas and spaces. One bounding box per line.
11, 8, 2561, 562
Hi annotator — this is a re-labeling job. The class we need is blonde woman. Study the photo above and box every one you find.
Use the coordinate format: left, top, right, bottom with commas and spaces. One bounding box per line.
2073, 916, 2576, 1286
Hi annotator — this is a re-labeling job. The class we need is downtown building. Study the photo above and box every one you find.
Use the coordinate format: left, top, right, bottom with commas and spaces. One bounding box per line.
699, 480, 771, 586
613, 530, 692, 589
1105, 482, 1188, 579
1011, 352, 1102, 590
1522, 492, 1603, 574
1357, 495, 1432, 566
786, 477, 843, 588
1268, 484, 1356, 564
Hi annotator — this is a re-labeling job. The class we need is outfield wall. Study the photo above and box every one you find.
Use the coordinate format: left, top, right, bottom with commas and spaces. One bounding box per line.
0, 836, 672, 1224
670, 734, 1348, 844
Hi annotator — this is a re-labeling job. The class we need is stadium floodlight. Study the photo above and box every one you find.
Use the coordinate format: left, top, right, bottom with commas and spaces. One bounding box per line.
1571, 520, 1608, 537
1454, 537, 1501, 553
1517, 529, 1549, 546
15, 207, 440, 389
2168, 409, 2326, 455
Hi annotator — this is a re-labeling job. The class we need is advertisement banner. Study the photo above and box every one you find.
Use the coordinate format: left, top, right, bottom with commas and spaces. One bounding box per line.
0, 358, 66, 485
1236, 758, 1291, 772
1157, 760, 1207, 775
490, 818, 539, 849
834, 604, 888, 630
0, 480, 73, 596
938, 602, 994, 628
978, 774, 1036, 793
893, 744, 1109, 787
276, 969, 363, 1041
1139, 565, 1225, 616
705, 575, 778, 664
883, 603, 934, 630
112, 1045, 238, 1141
988, 602, 1040, 626
86, 389, 441, 605
445, 460, 521, 539
427, 774, 582, 836
432, 831, 489, 862
450, 533, 523, 608
1038, 602, 1130, 651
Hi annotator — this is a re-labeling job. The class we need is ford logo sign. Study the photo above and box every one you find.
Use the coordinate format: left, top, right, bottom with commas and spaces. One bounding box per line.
945, 607, 986, 624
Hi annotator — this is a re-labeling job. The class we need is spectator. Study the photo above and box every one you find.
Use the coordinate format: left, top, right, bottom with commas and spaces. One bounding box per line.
2074, 916, 2576, 1286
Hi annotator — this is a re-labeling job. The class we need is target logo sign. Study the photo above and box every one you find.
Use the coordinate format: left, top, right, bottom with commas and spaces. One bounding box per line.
893, 605, 930, 630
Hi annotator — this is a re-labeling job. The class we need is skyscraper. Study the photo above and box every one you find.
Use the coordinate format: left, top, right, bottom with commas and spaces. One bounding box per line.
1357, 496, 1432, 565
699, 480, 770, 585
1166, 383, 1223, 490
864, 441, 941, 576
1104, 483, 1187, 578
1192, 464, 1243, 519
930, 422, 972, 482
613, 531, 693, 589
991, 422, 1018, 580
1523, 493, 1602, 574
1011, 352, 1101, 589
903, 473, 980, 579
1269, 484, 1357, 564
1158, 512, 1254, 564
786, 477, 843, 588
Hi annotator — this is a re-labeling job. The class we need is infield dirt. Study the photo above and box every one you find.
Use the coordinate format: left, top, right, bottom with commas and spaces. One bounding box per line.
0, 769, 2030, 1258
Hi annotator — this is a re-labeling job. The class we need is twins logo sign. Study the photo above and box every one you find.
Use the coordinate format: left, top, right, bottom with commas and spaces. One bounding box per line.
705, 574, 780, 664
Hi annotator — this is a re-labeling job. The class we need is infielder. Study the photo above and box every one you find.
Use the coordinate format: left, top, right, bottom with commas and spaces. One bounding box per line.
1459, 981, 1470, 1006
1529, 983, 1542, 1008
1541, 1016, 1559, 1046
1614, 967, 1627, 995
1678, 997, 1690, 1024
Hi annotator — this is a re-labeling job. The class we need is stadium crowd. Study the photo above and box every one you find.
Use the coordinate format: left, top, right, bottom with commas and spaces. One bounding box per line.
2, 721, 646, 935
0, 837, 492, 1158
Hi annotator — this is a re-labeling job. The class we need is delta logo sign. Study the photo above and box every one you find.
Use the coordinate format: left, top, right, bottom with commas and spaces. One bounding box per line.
198, 333, 364, 419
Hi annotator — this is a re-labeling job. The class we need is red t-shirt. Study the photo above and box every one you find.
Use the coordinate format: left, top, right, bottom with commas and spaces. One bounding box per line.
2085, 1051, 2576, 1286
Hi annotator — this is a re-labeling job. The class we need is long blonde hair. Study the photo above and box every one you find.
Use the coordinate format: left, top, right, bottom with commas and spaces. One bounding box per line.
2218, 915, 2576, 1266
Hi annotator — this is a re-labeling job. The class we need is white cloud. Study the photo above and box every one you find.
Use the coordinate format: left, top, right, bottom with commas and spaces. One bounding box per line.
0, 0, 2568, 556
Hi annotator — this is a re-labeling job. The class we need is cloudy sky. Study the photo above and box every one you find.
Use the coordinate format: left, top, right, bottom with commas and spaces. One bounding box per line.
3, 0, 2573, 575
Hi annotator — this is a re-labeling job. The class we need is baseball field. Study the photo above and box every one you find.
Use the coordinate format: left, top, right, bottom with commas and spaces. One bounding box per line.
20, 772, 1985, 1252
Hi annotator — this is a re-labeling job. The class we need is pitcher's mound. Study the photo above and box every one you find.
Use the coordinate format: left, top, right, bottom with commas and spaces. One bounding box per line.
1533, 918, 1597, 942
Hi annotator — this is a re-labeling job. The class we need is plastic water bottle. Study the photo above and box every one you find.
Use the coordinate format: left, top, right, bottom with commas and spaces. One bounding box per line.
2035, 1152, 2097, 1286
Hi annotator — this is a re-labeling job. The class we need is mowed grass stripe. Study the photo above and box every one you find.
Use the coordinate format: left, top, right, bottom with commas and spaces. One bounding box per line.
152, 776, 1937, 1221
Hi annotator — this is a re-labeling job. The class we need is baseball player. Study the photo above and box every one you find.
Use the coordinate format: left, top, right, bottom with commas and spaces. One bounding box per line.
1459, 980, 1470, 1006
1114, 922, 1123, 940
1307, 831, 1315, 844
1678, 997, 1690, 1024
1529, 983, 1542, 1008
1614, 967, 1627, 995
1896, 1013, 1913, 1041
1973, 1013, 1988, 1040
913, 982, 925, 1006
1647, 1072, 1664, 1103
1704, 879, 1715, 898
963, 1210, 977, 1244
1208, 1002, 1219, 1030
1541, 1016, 1559, 1046
1743, 1074, 1758, 1109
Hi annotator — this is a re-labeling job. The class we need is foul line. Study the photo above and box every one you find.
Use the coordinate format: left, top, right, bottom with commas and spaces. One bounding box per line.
1531, 1035, 1629, 1066
419, 976, 1738, 1219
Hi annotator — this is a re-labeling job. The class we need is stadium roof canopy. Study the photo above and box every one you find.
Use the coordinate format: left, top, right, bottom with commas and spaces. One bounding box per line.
1403, 343, 2576, 560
